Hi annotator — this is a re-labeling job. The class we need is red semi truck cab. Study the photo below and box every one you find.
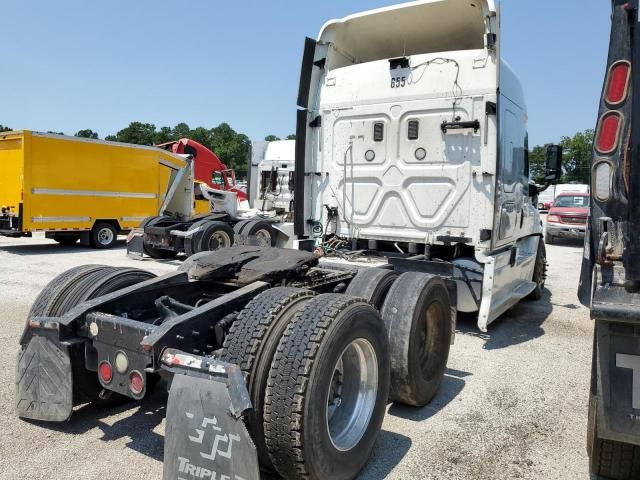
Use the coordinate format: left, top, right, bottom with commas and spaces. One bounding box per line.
157, 138, 247, 201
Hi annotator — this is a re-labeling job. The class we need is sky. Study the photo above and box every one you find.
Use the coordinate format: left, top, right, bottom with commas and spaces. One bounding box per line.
0, 0, 610, 147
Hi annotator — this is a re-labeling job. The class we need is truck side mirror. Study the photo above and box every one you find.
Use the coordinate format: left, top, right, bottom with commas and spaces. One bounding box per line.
545, 145, 562, 183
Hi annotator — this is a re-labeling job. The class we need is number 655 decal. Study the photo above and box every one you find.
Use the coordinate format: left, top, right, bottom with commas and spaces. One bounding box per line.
391, 76, 407, 88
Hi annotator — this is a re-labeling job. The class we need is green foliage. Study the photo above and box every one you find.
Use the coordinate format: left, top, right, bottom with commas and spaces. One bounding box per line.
74, 129, 98, 139
154, 126, 174, 144
264, 134, 296, 141
0, 125, 11, 132
529, 129, 594, 184
110, 122, 157, 145
210, 123, 250, 173
529, 144, 550, 183
46, 131, 65, 135
172, 122, 191, 140
189, 127, 212, 147
560, 129, 594, 184
100, 121, 250, 174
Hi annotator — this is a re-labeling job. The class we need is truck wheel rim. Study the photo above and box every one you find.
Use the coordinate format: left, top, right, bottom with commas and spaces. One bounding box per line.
97, 227, 114, 245
326, 338, 378, 452
207, 231, 231, 250
254, 229, 271, 247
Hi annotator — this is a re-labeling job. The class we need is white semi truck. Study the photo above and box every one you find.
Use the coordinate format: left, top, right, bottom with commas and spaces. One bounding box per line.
248, 140, 296, 217
294, 0, 557, 331
16, 2, 560, 480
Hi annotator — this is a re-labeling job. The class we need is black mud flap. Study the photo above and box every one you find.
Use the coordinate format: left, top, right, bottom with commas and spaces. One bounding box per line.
596, 318, 640, 446
16, 334, 73, 422
163, 365, 259, 480
127, 229, 145, 259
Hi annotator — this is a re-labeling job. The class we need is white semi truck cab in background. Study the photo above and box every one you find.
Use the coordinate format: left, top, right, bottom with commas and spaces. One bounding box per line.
295, 0, 559, 330
248, 140, 296, 216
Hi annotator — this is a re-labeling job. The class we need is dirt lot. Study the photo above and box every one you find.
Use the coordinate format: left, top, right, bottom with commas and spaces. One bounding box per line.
0, 233, 592, 480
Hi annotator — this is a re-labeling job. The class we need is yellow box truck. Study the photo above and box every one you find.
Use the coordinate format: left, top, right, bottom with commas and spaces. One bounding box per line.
0, 130, 195, 248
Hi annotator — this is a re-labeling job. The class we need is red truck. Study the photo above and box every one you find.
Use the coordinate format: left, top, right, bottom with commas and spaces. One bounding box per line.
157, 138, 247, 201
544, 192, 589, 244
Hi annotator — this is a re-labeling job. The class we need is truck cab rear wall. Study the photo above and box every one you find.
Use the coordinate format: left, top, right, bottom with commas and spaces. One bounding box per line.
298, 0, 534, 255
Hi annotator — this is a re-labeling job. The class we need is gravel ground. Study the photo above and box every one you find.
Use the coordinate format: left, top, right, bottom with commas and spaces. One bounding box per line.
0, 233, 592, 480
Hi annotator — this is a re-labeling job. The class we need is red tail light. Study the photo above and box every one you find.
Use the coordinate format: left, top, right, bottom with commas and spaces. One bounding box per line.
99, 361, 113, 384
595, 112, 622, 154
129, 371, 145, 396
605, 61, 631, 105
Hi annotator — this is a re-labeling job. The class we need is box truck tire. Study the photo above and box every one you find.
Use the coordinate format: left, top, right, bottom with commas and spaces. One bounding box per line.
91, 222, 117, 249
52, 234, 80, 246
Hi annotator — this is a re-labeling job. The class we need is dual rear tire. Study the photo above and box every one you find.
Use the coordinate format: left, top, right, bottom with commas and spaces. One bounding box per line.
197, 221, 234, 252
240, 220, 276, 247
183, 219, 275, 258
264, 294, 390, 480
24, 265, 156, 405
232, 220, 277, 248
184, 220, 235, 257
221, 268, 453, 479
347, 268, 453, 407
222, 289, 390, 480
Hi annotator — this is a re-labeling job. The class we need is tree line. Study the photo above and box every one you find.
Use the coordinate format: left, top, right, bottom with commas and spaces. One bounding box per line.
105, 122, 253, 173
1, 121, 590, 184
97, 122, 294, 174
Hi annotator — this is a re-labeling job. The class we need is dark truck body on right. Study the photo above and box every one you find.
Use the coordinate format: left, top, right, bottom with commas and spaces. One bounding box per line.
579, 1, 640, 478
